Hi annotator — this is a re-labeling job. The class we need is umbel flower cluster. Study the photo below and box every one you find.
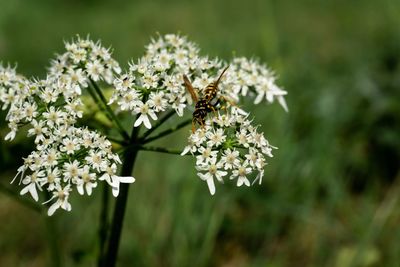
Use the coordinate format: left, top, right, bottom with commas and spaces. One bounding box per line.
181, 107, 276, 195
0, 34, 287, 215
0, 39, 133, 216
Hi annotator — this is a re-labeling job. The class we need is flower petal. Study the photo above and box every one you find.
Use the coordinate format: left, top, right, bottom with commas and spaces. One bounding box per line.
134, 115, 143, 127
206, 177, 216, 195
143, 115, 152, 129
48, 201, 60, 216
112, 186, 119, 197
118, 176, 135, 184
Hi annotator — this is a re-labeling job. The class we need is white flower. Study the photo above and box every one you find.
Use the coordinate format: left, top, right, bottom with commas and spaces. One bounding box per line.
252, 169, 264, 185
196, 146, 218, 165
114, 74, 134, 91
111, 176, 135, 197
70, 48, 87, 64
20, 171, 44, 201
86, 60, 105, 81
43, 106, 64, 127
117, 90, 140, 110
141, 72, 159, 89
43, 148, 59, 167
5, 129, 16, 141
85, 150, 106, 172
206, 128, 226, 147
67, 68, 87, 87
27, 120, 48, 143
231, 161, 252, 187
41, 86, 59, 103
170, 95, 186, 116
197, 157, 227, 195
133, 101, 158, 129
40, 167, 61, 191
23, 101, 38, 120
193, 73, 211, 89
155, 49, 171, 71
220, 149, 240, 170
149, 91, 168, 112
99, 164, 135, 197
60, 137, 80, 155
76, 166, 97, 196
236, 129, 250, 148
65, 99, 83, 118
46, 184, 72, 216
63, 160, 81, 182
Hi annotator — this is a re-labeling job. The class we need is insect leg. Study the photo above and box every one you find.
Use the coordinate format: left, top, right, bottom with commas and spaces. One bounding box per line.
192, 122, 196, 133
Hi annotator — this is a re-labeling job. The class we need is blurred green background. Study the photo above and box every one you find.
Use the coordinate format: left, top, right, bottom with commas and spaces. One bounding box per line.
1, 0, 400, 266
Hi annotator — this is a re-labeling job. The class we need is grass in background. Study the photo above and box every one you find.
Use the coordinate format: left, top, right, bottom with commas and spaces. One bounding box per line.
0, 0, 400, 266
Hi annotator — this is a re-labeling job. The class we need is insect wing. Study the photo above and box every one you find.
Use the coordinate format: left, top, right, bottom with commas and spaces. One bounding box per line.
183, 75, 198, 103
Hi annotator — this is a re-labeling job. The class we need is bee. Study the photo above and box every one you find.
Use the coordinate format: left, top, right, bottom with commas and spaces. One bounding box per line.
183, 66, 229, 132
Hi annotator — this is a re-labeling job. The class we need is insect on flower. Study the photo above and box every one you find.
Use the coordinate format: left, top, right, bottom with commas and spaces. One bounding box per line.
183, 66, 231, 132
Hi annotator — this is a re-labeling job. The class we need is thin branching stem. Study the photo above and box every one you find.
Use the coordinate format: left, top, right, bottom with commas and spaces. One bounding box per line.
140, 110, 176, 140
89, 79, 130, 141
86, 83, 112, 121
107, 136, 127, 146
130, 144, 185, 155
143, 118, 192, 144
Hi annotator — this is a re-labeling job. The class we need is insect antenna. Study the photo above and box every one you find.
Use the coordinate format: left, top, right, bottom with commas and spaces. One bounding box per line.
215, 65, 229, 87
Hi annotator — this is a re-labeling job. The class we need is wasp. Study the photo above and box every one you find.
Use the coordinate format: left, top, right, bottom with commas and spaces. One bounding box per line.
183, 66, 230, 132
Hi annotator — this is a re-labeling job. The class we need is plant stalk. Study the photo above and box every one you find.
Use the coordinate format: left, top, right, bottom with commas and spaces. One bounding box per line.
132, 144, 185, 155
142, 118, 192, 144
102, 123, 141, 267
97, 184, 110, 267
45, 216, 61, 267
140, 110, 176, 140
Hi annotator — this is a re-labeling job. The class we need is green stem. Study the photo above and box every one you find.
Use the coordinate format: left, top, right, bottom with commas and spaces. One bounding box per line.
102, 121, 141, 267
86, 83, 108, 117
89, 79, 130, 141
97, 184, 110, 267
107, 136, 127, 146
45, 216, 61, 267
140, 110, 176, 140
44, 191, 61, 267
131, 144, 185, 155
143, 118, 192, 144
86, 84, 123, 137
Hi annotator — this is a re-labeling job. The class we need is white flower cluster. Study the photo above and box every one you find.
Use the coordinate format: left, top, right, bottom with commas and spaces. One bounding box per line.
1, 33, 287, 212
0, 37, 133, 216
0, 65, 29, 141
109, 34, 287, 130
225, 57, 288, 111
109, 34, 221, 129
49, 35, 121, 85
13, 126, 133, 216
181, 108, 276, 195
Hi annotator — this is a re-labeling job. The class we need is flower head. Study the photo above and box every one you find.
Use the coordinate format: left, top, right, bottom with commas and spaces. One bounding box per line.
0, 37, 134, 216
182, 107, 276, 194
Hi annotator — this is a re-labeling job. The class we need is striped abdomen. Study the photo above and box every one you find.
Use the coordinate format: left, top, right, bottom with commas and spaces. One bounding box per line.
203, 82, 218, 101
